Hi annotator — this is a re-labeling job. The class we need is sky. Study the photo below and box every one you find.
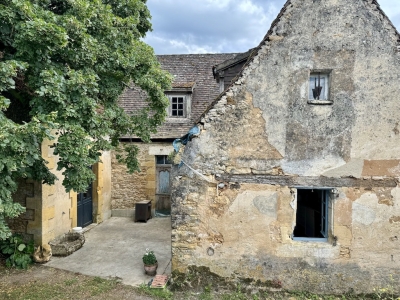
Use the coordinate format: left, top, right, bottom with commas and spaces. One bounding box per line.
143, 0, 400, 55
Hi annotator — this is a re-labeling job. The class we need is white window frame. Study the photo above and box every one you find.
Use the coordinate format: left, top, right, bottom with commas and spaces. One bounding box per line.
308, 71, 332, 104
292, 187, 331, 242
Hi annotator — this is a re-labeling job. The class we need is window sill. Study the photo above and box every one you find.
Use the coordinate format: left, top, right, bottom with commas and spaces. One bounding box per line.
166, 117, 189, 123
307, 99, 333, 105
292, 237, 328, 242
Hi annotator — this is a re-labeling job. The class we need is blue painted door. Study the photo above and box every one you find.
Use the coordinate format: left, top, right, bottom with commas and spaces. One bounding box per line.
77, 182, 93, 228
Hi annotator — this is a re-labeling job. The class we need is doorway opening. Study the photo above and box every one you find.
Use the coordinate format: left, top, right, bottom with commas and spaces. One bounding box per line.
155, 155, 171, 217
77, 181, 93, 228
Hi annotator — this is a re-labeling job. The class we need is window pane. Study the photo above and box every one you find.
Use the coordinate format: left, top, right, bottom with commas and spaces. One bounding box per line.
309, 74, 328, 100
156, 156, 165, 164
168, 95, 186, 118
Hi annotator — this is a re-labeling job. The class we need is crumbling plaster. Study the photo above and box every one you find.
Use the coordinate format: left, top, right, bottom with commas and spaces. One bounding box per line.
171, 0, 400, 294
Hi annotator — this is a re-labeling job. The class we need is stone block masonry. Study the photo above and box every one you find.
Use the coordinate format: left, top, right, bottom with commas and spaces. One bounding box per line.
111, 142, 173, 211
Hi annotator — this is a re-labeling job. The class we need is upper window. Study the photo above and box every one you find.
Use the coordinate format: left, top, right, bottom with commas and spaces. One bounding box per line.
293, 188, 330, 241
171, 96, 185, 117
167, 95, 189, 118
308, 72, 331, 104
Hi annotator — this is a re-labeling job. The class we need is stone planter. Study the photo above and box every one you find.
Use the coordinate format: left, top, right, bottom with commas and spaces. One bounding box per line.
49, 232, 85, 256
144, 263, 158, 276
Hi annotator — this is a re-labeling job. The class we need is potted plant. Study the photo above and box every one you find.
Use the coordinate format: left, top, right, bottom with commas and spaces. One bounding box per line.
142, 248, 158, 276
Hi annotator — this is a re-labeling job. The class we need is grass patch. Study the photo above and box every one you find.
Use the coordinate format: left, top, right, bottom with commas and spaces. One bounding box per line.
64, 278, 78, 286
136, 283, 174, 299
83, 276, 120, 296
1, 283, 65, 300
199, 284, 213, 300
0, 264, 140, 300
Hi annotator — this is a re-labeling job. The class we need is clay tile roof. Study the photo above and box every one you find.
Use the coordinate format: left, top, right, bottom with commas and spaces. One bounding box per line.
171, 82, 196, 88
119, 53, 238, 139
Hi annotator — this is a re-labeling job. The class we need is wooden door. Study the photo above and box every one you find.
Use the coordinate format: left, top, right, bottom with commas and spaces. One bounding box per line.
77, 182, 93, 228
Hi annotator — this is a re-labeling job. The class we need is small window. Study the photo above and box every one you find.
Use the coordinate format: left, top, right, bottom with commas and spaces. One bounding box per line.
308, 72, 331, 104
156, 155, 171, 165
167, 95, 186, 117
293, 189, 330, 241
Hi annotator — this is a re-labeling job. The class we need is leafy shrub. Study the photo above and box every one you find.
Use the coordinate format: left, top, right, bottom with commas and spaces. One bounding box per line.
0, 234, 34, 269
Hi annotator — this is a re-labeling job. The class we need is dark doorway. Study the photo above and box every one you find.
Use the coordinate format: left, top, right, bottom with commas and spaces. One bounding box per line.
77, 182, 93, 228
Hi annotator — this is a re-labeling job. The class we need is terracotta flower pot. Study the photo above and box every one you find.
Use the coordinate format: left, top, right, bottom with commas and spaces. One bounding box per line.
144, 262, 158, 276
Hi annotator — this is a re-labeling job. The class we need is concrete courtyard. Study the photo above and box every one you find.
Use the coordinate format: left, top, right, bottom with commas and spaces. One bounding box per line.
46, 216, 172, 286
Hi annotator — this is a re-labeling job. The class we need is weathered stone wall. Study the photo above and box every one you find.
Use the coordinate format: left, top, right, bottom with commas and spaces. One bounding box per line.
7, 179, 36, 241
171, 0, 400, 294
172, 179, 400, 293
111, 142, 173, 210
93, 151, 112, 223
9, 138, 77, 246
9, 142, 112, 246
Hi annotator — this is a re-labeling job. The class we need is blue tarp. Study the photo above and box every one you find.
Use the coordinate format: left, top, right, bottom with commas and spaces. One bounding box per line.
172, 125, 201, 167
173, 125, 200, 152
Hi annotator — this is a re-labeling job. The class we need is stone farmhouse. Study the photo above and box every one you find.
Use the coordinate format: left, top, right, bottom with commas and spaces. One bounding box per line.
111, 53, 238, 217
170, 0, 400, 294
7, 0, 400, 294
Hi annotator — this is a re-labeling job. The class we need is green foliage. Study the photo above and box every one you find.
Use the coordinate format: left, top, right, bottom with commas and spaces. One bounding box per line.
0, 0, 172, 238
199, 284, 213, 300
220, 285, 247, 300
142, 249, 157, 265
0, 234, 34, 269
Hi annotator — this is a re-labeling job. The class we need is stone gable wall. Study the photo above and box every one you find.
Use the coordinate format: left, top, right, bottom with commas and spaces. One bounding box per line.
171, 0, 400, 294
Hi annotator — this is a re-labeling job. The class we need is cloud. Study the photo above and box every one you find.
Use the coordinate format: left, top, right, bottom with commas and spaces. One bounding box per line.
144, 0, 400, 54
144, 0, 282, 54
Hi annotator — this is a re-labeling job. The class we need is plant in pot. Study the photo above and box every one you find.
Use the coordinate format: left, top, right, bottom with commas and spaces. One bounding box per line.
142, 248, 158, 276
